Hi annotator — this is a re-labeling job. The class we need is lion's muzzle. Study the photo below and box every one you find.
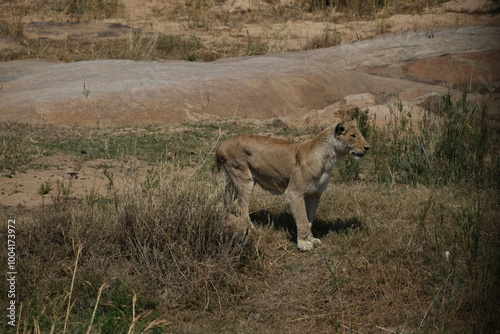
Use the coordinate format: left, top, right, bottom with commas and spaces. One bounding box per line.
351, 146, 369, 159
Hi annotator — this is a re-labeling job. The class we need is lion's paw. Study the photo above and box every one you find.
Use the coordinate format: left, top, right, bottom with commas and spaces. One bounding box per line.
297, 239, 313, 251
297, 237, 321, 251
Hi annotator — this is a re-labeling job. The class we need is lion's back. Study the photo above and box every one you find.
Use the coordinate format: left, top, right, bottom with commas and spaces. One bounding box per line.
216, 134, 298, 190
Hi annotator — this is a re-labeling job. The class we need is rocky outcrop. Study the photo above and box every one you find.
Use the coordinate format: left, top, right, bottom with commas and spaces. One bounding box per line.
291, 93, 430, 130
0, 26, 498, 127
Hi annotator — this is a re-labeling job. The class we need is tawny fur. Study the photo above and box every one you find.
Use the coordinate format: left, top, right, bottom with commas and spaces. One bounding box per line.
214, 120, 369, 251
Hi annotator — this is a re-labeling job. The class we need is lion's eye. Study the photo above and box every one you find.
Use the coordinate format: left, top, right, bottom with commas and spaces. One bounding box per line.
351, 134, 357, 138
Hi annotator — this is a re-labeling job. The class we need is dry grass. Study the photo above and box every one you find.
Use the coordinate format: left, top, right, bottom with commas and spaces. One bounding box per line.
0, 166, 253, 332
244, 183, 499, 332
0, 97, 499, 332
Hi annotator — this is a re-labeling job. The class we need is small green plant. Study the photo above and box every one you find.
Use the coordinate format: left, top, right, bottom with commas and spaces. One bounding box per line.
38, 181, 52, 213
304, 28, 342, 50
325, 258, 345, 292
82, 78, 91, 98
351, 107, 371, 136
0, 122, 42, 172
156, 33, 215, 61
51, 179, 72, 212
245, 33, 269, 56
329, 0, 388, 17
37, 182, 52, 196
337, 155, 361, 182
418, 189, 498, 331
103, 167, 115, 191
432, 91, 493, 185
376, 0, 391, 33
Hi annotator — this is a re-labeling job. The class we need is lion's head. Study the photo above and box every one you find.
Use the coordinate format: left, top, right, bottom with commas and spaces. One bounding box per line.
335, 120, 370, 161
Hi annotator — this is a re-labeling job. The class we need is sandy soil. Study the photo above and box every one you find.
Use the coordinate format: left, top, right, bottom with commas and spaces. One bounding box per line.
2, 154, 113, 207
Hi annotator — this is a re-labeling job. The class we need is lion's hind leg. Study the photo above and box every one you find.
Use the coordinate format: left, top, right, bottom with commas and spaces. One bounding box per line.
224, 167, 255, 227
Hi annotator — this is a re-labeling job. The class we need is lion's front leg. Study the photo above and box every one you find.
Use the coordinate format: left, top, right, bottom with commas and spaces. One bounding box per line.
305, 193, 321, 243
285, 190, 320, 251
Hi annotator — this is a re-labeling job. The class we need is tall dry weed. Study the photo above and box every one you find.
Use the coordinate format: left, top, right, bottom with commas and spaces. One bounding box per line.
117, 168, 251, 309
0, 2, 26, 41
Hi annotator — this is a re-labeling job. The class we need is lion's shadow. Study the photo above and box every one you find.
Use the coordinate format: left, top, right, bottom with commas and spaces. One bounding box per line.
250, 210, 365, 242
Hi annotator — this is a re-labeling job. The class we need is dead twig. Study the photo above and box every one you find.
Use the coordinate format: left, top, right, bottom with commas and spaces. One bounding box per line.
63, 244, 83, 334
86, 282, 109, 334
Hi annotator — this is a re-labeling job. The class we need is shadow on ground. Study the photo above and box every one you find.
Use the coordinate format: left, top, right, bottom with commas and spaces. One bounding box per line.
251, 210, 365, 243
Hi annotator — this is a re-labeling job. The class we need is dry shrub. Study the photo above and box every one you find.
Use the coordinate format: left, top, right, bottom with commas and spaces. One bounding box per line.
60, 0, 120, 22
0, 3, 26, 41
117, 171, 252, 309
303, 28, 342, 50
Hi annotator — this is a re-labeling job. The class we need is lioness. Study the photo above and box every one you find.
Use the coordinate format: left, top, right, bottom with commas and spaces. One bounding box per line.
214, 120, 369, 251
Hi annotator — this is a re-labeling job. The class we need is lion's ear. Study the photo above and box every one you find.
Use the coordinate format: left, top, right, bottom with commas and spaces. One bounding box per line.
335, 122, 345, 135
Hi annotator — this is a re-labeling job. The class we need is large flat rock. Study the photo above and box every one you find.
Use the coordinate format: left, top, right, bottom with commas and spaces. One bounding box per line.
0, 26, 498, 127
